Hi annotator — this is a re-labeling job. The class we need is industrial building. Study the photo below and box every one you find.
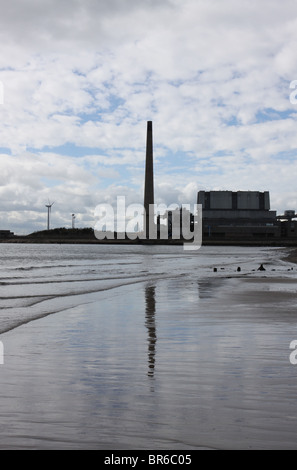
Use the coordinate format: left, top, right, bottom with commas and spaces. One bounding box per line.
198, 191, 281, 240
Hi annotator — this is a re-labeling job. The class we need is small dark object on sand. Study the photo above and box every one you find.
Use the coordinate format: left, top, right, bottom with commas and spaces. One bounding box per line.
237, 267, 241, 272
258, 264, 266, 271
213, 268, 217, 272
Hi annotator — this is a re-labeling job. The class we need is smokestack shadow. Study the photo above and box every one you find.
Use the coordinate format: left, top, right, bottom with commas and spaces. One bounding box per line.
145, 284, 157, 378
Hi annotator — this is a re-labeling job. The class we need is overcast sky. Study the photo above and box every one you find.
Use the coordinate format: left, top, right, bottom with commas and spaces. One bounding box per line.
1, 0, 297, 234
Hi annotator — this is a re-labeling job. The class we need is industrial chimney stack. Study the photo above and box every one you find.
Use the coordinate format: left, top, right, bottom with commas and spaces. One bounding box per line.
144, 121, 154, 239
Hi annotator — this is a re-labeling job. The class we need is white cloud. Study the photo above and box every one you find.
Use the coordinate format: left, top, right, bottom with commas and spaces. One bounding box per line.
0, 0, 297, 233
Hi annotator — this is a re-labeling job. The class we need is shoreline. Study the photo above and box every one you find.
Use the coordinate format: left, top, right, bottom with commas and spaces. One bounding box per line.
1, 238, 297, 249
1, 227, 297, 248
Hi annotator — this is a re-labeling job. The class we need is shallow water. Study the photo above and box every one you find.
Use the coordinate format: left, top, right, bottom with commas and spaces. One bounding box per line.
0, 243, 297, 449
0, 243, 293, 333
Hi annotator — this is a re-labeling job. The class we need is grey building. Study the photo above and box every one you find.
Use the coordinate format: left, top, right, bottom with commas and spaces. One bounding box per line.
198, 191, 280, 240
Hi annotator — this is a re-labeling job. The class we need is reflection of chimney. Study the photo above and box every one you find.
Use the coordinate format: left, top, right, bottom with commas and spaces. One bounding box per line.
144, 121, 154, 239
145, 285, 156, 378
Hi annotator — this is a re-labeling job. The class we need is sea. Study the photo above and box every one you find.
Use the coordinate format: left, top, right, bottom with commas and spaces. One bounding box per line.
0, 243, 297, 449
0, 243, 292, 334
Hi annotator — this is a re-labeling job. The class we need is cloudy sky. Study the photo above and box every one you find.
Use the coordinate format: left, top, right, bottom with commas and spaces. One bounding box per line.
1, 0, 297, 234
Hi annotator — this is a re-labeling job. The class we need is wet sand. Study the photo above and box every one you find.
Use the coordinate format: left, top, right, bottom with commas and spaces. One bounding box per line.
1, 253, 297, 449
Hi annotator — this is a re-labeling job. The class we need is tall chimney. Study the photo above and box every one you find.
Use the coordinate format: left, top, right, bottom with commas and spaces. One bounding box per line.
144, 121, 154, 239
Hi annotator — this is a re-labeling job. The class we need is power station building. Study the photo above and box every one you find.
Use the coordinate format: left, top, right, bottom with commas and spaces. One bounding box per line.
198, 190, 282, 240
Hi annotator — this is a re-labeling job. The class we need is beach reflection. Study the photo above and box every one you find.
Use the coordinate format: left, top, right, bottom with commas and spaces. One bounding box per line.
145, 285, 157, 378
197, 278, 227, 299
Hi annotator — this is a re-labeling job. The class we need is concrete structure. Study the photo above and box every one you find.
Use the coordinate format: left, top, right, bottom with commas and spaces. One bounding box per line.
199, 190, 271, 212
198, 191, 280, 240
144, 121, 154, 238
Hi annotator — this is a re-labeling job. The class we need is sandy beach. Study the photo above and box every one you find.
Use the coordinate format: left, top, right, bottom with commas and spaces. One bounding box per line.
0, 245, 297, 450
